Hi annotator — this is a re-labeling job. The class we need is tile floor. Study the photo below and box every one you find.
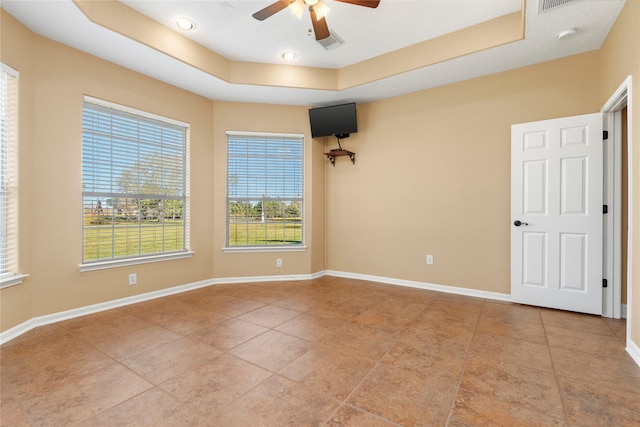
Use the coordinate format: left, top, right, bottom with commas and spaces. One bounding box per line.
1, 276, 638, 426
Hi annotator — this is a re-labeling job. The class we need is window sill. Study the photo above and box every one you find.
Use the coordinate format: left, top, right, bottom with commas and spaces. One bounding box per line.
0, 273, 29, 289
223, 246, 307, 254
78, 251, 194, 272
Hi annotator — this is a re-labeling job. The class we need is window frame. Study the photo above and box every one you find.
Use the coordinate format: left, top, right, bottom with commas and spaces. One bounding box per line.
0, 63, 27, 288
79, 96, 192, 272
224, 131, 306, 253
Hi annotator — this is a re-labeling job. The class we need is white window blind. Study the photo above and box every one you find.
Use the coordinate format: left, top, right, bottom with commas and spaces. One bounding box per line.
0, 64, 19, 284
82, 98, 189, 263
227, 132, 303, 247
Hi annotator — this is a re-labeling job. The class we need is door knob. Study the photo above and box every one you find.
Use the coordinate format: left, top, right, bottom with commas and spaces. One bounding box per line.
514, 220, 528, 227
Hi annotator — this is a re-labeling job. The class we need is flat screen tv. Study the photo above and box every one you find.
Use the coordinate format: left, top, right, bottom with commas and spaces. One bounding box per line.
309, 102, 357, 139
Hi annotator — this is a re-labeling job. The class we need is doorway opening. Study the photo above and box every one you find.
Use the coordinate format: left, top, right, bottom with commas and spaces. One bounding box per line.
602, 76, 632, 332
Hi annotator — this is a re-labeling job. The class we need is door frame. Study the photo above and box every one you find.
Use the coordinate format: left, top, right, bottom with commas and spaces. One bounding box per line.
601, 76, 632, 333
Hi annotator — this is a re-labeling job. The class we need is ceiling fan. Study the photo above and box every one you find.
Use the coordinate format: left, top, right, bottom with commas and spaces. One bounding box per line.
252, 0, 380, 41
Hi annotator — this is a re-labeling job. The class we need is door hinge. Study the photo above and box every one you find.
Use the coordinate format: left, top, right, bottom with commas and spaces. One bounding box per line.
603, 279, 608, 288
603, 130, 609, 140
603, 205, 608, 214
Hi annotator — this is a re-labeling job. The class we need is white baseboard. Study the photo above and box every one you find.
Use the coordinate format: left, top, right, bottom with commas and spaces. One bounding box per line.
0, 272, 322, 346
622, 304, 628, 318
627, 339, 640, 368
324, 270, 511, 302
211, 270, 325, 285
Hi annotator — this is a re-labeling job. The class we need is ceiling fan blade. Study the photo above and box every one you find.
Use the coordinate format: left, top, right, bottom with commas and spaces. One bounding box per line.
252, 0, 293, 21
310, 6, 330, 40
334, 0, 380, 8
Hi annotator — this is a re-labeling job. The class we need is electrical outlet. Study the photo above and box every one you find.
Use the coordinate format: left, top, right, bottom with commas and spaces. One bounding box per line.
128, 273, 137, 285
276, 258, 283, 268
426, 255, 434, 265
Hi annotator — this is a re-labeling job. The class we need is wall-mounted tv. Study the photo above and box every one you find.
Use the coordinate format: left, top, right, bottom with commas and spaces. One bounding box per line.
309, 102, 357, 139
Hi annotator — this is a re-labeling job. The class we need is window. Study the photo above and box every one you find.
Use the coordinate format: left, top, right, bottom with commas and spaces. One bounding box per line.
226, 132, 303, 249
81, 97, 190, 269
0, 63, 23, 288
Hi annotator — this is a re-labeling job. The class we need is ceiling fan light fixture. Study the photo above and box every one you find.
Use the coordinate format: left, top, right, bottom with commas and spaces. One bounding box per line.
289, 0, 305, 19
175, 17, 195, 31
304, 0, 319, 6
312, 1, 330, 20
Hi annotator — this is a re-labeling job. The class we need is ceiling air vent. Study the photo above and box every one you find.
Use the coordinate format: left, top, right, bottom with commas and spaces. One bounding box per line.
538, 0, 577, 13
317, 30, 345, 50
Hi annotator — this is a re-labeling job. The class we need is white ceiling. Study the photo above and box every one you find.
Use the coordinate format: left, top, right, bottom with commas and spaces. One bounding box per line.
120, 0, 523, 69
1, 0, 626, 107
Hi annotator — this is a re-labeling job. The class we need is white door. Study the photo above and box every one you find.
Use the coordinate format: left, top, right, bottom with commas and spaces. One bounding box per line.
511, 113, 603, 314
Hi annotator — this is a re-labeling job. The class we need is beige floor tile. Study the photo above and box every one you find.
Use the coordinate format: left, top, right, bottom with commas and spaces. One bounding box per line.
20, 363, 152, 426
59, 310, 153, 340
229, 330, 312, 372
460, 355, 564, 419
171, 288, 233, 309
540, 309, 616, 336
279, 344, 375, 400
308, 299, 371, 320
76, 388, 183, 427
221, 283, 293, 304
275, 312, 345, 342
348, 362, 458, 426
155, 308, 230, 335
373, 295, 431, 318
0, 392, 31, 427
180, 292, 266, 316
207, 296, 267, 317
209, 375, 339, 426
381, 341, 467, 381
449, 388, 568, 427
354, 307, 414, 336
121, 337, 221, 384
0, 324, 69, 349
159, 353, 271, 404
475, 313, 547, 344
272, 293, 320, 312
322, 321, 397, 362
236, 304, 301, 328
480, 301, 542, 324
2, 277, 637, 427
416, 299, 482, 329
558, 375, 640, 427
325, 404, 398, 427
190, 318, 268, 351
604, 317, 627, 341
545, 325, 625, 355
119, 300, 190, 324
550, 346, 640, 393
2, 341, 117, 400
470, 331, 554, 372
88, 325, 182, 361
398, 323, 474, 356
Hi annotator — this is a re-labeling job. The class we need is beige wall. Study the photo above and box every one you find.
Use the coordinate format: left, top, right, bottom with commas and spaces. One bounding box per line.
326, 52, 602, 294
210, 101, 325, 278
0, 11, 216, 330
0, 10, 326, 333
599, 0, 640, 343
1, 1, 638, 350
0, 11, 35, 329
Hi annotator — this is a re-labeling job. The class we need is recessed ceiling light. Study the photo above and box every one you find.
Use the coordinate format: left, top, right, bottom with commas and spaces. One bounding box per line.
280, 50, 298, 61
175, 17, 195, 31
558, 28, 577, 40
